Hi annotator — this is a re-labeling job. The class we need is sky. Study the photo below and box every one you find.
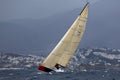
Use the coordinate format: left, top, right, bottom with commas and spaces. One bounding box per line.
0, 0, 120, 55
0, 0, 89, 21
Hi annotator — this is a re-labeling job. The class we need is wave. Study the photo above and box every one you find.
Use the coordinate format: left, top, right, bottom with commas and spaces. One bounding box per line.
0, 68, 24, 70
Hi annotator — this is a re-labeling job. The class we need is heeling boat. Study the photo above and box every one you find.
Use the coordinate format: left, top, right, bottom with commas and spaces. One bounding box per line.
38, 2, 89, 72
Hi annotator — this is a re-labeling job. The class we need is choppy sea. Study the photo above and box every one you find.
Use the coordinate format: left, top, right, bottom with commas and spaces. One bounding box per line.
0, 68, 120, 80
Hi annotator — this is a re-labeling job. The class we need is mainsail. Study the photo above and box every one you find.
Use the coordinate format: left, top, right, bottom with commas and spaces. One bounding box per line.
38, 3, 89, 72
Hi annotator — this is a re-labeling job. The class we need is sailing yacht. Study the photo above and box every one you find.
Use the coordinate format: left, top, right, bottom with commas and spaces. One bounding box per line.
38, 3, 89, 72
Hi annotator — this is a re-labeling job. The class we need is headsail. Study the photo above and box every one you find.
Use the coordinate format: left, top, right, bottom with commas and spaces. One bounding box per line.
38, 3, 89, 72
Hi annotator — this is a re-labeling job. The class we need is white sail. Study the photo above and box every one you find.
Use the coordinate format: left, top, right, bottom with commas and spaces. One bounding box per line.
39, 3, 89, 72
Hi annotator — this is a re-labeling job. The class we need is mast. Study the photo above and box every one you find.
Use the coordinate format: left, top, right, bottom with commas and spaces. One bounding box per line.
38, 3, 89, 72
79, 2, 89, 15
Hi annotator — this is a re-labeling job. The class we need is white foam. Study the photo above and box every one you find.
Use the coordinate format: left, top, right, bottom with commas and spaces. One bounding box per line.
81, 69, 87, 72
55, 68, 64, 72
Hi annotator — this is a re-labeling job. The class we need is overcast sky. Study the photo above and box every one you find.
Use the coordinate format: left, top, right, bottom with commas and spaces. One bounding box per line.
0, 0, 100, 21
0, 0, 82, 21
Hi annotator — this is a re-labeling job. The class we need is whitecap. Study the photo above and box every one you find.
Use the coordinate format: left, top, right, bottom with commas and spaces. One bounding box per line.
55, 68, 65, 73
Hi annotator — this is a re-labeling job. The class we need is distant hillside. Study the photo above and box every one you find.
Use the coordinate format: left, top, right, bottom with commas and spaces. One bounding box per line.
0, 48, 120, 70
0, 52, 44, 68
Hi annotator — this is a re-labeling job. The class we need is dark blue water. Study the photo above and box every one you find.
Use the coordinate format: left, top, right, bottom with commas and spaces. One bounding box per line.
0, 68, 120, 80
